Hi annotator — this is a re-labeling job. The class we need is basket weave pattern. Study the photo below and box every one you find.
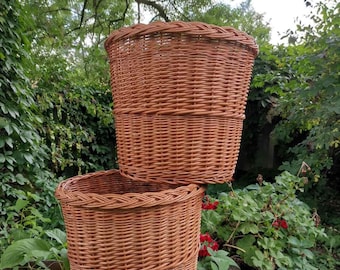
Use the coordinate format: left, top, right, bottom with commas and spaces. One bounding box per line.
55, 170, 205, 270
116, 114, 243, 184
105, 22, 258, 117
105, 21, 258, 184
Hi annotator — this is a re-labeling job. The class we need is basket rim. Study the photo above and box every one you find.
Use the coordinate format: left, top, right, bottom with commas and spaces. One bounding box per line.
55, 169, 205, 209
104, 21, 259, 56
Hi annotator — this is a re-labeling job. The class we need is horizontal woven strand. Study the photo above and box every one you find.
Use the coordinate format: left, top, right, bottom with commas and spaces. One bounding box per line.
105, 21, 258, 56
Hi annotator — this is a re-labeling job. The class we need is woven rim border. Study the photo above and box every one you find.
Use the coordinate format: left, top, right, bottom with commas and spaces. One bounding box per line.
55, 170, 205, 209
104, 21, 259, 57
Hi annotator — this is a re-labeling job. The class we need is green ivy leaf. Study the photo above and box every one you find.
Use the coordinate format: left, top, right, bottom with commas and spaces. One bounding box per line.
5, 137, 13, 148
0, 138, 5, 148
23, 153, 34, 164
4, 123, 13, 135
0, 153, 5, 163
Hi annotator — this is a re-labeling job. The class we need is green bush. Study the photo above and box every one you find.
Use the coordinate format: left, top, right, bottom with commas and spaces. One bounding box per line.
0, 197, 68, 270
35, 83, 116, 178
201, 171, 326, 270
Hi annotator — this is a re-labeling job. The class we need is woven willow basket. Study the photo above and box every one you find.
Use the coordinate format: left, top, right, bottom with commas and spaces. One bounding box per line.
105, 21, 259, 185
55, 170, 205, 270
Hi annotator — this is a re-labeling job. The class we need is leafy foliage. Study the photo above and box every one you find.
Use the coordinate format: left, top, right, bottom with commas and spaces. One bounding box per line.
260, 0, 340, 177
201, 171, 326, 270
312, 228, 340, 270
31, 55, 116, 177
22, 0, 133, 86
0, 2, 64, 260
0, 227, 68, 270
0, 0, 59, 222
193, 1, 271, 46
37, 84, 116, 177
0, 195, 67, 269
198, 248, 239, 270
137, 0, 212, 22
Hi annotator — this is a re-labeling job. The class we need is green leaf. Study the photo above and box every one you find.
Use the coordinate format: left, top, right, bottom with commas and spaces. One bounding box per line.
302, 249, 314, 259
0, 117, 7, 128
288, 236, 300, 247
208, 248, 240, 270
258, 237, 276, 250
31, 249, 52, 259
7, 107, 19, 118
0, 138, 5, 148
5, 137, 13, 148
245, 184, 260, 190
210, 262, 219, 270
15, 173, 28, 185
236, 235, 256, 253
201, 210, 224, 232
12, 198, 29, 212
239, 223, 259, 234
23, 153, 34, 164
0, 239, 51, 269
4, 123, 13, 135
45, 229, 67, 246
8, 228, 31, 242
256, 249, 266, 260
197, 263, 206, 270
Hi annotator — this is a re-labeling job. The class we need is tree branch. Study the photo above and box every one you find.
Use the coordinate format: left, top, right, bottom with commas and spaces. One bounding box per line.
171, 0, 191, 21
92, 0, 104, 41
135, 0, 171, 22
65, 0, 129, 38
109, 0, 129, 26
137, 1, 141, 23
79, 0, 88, 28
41, 8, 72, 14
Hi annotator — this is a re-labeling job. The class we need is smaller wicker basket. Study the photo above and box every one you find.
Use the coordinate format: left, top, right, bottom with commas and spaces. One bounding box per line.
55, 170, 205, 270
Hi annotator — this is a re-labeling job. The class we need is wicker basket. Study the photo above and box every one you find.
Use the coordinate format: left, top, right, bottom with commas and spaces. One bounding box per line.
105, 21, 258, 184
55, 170, 205, 270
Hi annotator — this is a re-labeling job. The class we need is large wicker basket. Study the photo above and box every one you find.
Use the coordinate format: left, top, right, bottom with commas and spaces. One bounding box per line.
55, 170, 205, 270
105, 21, 258, 184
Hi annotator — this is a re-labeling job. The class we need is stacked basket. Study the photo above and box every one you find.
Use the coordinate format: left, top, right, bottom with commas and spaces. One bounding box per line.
55, 21, 258, 270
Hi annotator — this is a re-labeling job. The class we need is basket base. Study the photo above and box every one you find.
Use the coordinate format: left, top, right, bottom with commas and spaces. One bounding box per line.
69, 255, 198, 270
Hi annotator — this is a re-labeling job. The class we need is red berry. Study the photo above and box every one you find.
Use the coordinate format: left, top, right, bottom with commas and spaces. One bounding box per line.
280, 219, 288, 229
272, 219, 280, 228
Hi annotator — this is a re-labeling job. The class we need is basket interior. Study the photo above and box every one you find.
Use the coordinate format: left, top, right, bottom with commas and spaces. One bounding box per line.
63, 171, 181, 195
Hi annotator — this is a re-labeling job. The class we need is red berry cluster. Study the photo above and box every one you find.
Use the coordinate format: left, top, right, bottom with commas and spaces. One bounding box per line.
272, 218, 288, 229
202, 196, 219, 210
199, 233, 219, 257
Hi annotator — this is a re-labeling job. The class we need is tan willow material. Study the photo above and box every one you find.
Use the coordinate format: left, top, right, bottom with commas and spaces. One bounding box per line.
55, 170, 205, 270
105, 21, 259, 184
